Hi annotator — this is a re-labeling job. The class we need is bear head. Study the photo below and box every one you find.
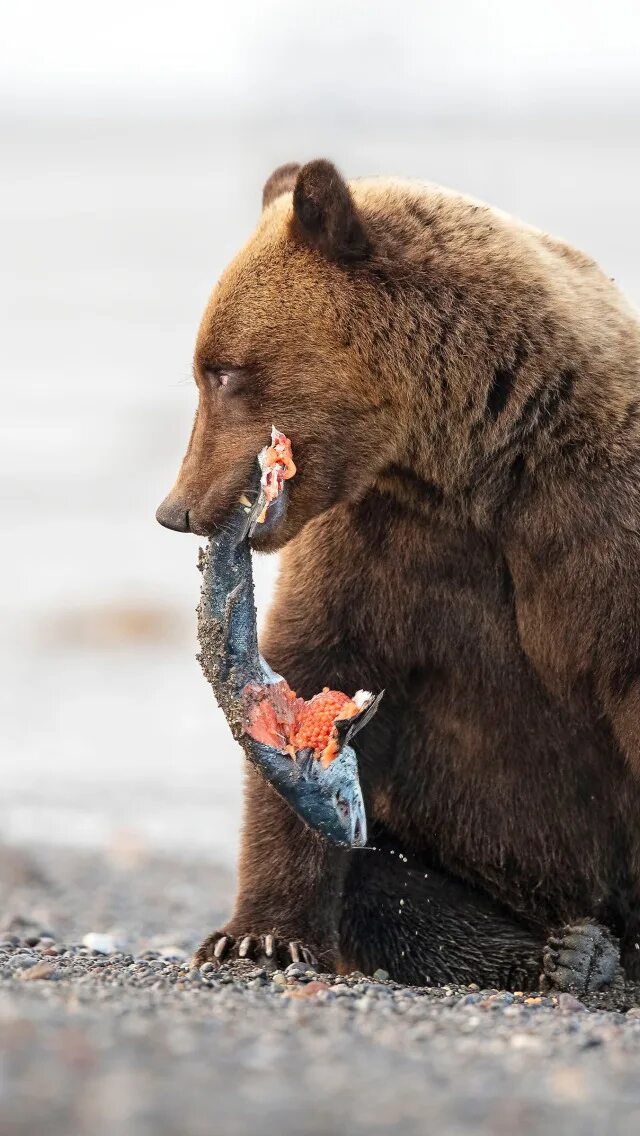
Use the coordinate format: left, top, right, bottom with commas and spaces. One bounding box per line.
156, 159, 429, 550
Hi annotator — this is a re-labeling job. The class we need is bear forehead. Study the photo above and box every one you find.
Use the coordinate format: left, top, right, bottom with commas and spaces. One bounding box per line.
195, 172, 580, 366
247, 174, 539, 278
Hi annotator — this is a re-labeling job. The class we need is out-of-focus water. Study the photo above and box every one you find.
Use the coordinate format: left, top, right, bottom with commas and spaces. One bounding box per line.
2, 113, 639, 865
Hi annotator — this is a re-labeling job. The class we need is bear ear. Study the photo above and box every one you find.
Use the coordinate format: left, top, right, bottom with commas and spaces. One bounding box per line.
292, 159, 370, 263
262, 163, 301, 210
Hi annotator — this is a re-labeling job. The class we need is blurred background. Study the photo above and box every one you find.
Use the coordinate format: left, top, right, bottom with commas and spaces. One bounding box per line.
2, 0, 639, 874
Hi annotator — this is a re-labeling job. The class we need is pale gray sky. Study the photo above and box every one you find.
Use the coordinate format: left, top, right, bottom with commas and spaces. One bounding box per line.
3, 0, 639, 112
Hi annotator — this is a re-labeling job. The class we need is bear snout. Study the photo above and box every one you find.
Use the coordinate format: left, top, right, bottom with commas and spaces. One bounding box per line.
155, 492, 190, 533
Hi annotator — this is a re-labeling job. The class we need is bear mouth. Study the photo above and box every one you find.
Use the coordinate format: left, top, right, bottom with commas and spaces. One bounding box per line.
184, 484, 290, 541
247, 485, 289, 543
239, 426, 296, 545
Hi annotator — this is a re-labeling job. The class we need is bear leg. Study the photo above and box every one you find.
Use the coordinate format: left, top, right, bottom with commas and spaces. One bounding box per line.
338, 844, 546, 990
192, 761, 350, 971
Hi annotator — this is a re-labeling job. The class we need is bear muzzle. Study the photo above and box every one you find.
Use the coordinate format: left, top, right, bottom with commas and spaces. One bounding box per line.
155, 490, 252, 538
155, 492, 191, 533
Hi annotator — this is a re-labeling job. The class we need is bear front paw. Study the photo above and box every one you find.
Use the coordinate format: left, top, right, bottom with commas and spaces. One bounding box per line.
192, 930, 318, 971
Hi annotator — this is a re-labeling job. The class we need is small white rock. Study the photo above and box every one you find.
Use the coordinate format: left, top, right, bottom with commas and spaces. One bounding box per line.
82, 932, 126, 955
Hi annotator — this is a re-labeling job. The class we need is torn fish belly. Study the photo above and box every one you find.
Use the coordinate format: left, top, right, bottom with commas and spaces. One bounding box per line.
197, 427, 382, 848
242, 682, 378, 769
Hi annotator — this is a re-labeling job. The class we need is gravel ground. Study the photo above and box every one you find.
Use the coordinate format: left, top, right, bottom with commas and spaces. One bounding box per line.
2, 845, 640, 1136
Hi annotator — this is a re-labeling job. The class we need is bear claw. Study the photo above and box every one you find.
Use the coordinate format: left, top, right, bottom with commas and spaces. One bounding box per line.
192, 931, 317, 970
541, 921, 619, 994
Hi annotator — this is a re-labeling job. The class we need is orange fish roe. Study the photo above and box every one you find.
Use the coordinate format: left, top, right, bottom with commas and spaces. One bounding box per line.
291, 689, 352, 751
242, 682, 361, 766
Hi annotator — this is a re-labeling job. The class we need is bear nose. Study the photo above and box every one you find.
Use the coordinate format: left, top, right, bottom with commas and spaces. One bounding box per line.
156, 493, 190, 532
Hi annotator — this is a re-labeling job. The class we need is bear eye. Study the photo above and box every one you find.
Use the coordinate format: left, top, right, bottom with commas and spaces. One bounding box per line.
204, 367, 245, 394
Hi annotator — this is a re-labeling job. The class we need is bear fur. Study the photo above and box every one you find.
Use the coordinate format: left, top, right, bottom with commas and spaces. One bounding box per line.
158, 160, 640, 989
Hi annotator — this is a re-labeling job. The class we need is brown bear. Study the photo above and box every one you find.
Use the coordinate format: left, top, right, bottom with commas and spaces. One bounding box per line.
156, 159, 640, 992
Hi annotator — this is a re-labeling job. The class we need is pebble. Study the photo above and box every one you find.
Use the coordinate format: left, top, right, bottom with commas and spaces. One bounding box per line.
511, 1033, 543, 1051
482, 992, 515, 1008
284, 962, 317, 978
372, 968, 389, 982
7, 953, 38, 970
557, 993, 587, 1013
82, 933, 126, 955
157, 946, 188, 961
458, 993, 482, 1007
352, 982, 371, 994
287, 981, 330, 999
20, 961, 56, 981
355, 997, 374, 1013
271, 972, 287, 988
199, 962, 215, 975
